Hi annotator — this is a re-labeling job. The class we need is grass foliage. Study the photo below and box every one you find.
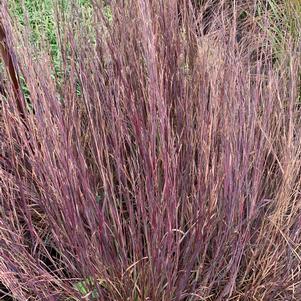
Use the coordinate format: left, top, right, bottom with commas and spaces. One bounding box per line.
0, 0, 301, 300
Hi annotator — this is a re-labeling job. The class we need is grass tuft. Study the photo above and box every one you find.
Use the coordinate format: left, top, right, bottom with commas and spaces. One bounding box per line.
0, 0, 301, 300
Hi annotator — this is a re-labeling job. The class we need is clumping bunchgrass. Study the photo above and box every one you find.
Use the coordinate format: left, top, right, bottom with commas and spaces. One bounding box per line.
0, 0, 301, 300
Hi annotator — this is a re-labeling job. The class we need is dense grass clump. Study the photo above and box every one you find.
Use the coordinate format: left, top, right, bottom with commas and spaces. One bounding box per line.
0, 0, 300, 300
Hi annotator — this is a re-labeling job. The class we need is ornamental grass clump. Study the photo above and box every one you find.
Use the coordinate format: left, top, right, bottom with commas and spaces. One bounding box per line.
0, 0, 300, 300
